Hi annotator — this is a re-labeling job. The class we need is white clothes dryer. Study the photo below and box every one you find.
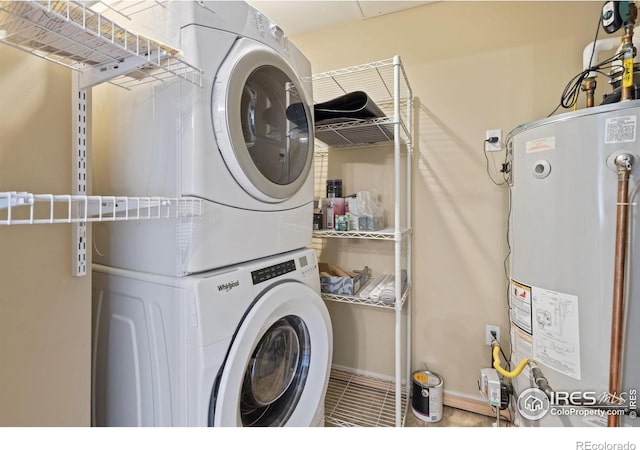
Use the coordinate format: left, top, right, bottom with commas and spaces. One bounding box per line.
91, 1, 315, 275
91, 247, 332, 426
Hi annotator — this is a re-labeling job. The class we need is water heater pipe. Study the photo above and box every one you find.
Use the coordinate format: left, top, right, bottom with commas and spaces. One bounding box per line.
581, 24, 640, 107
608, 153, 635, 427
529, 360, 554, 400
621, 12, 638, 101
582, 77, 598, 108
582, 33, 631, 78
582, 35, 622, 107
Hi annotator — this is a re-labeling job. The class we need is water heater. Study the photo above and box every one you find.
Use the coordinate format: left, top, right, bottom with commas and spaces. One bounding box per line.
506, 101, 640, 427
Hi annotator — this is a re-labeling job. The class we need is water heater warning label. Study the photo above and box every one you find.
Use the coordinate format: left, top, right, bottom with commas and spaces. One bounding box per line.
511, 281, 581, 380
605, 115, 637, 144
510, 280, 532, 334
531, 287, 581, 380
525, 137, 555, 153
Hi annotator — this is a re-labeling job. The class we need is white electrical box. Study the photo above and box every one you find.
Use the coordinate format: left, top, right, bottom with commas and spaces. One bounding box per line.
478, 368, 501, 407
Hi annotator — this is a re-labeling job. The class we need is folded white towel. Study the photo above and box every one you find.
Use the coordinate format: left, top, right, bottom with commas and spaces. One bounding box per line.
378, 270, 408, 303
358, 274, 387, 299
368, 274, 394, 301
358, 271, 407, 302
379, 284, 396, 303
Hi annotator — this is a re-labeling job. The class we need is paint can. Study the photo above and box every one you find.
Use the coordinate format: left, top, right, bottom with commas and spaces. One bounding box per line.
411, 370, 443, 423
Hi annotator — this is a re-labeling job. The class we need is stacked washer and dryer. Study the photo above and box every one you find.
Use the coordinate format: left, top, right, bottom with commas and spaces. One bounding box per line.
90, 1, 332, 426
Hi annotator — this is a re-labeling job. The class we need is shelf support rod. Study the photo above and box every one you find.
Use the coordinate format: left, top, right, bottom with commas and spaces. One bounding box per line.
393, 54, 402, 428
71, 72, 89, 276
405, 71, 413, 401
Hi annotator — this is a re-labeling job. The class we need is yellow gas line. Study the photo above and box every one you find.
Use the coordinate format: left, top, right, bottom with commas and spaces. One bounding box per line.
492, 345, 528, 379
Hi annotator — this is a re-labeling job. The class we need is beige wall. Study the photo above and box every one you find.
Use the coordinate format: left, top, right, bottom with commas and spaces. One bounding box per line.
0, 47, 91, 425
295, 1, 604, 399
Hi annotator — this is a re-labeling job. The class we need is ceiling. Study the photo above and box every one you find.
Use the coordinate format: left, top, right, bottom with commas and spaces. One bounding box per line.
246, 1, 434, 36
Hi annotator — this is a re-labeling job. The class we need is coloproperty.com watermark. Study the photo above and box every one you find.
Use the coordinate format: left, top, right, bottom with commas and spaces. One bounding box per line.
516, 387, 638, 421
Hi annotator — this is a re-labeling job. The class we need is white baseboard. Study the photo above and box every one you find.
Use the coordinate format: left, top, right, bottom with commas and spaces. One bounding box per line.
443, 390, 511, 420
330, 364, 407, 386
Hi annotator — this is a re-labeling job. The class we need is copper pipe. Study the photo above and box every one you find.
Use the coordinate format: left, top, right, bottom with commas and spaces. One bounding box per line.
608, 154, 634, 427
581, 77, 597, 108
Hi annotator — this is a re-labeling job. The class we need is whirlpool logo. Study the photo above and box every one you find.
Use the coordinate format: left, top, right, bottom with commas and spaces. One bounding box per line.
217, 280, 240, 292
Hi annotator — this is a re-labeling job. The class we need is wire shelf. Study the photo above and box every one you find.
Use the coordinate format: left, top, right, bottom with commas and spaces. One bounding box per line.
322, 284, 410, 310
312, 58, 411, 103
312, 58, 412, 148
312, 227, 410, 240
0, 0, 202, 88
0, 192, 203, 225
315, 117, 403, 148
324, 368, 408, 427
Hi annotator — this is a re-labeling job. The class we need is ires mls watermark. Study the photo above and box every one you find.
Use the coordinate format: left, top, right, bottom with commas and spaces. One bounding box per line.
516, 387, 638, 421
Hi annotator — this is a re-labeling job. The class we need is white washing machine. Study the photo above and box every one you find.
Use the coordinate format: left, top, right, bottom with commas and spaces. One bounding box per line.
91, 1, 315, 275
91, 247, 332, 426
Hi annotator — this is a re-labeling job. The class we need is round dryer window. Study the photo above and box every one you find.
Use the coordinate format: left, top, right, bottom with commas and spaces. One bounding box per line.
213, 38, 313, 203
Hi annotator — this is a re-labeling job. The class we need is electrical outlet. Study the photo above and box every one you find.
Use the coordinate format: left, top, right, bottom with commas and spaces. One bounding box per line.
485, 325, 500, 345
485, 129, 502, 152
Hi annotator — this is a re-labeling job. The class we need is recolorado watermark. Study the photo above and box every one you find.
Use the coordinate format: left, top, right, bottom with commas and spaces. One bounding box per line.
576, 442, 636, 450
516, 387, 638, 421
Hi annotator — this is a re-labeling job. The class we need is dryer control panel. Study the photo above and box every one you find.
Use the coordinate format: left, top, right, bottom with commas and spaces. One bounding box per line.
249, 9, 289, 55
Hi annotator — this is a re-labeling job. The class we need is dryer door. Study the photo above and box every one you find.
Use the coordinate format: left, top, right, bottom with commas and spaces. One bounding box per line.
212, 38, 313, 203
210, 281, 332, 426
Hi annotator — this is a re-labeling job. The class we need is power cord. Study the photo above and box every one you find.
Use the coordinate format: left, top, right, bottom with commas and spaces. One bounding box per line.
483, 137, 512, 370
484, 137, 506, 186
546, 12, 624, 116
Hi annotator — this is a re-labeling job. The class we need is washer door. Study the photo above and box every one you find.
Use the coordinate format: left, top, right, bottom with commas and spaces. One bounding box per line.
210, 281, 332, 426
212, 38, 313, 203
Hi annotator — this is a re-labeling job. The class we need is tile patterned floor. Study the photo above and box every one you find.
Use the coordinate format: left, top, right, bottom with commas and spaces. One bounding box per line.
404, 405, 498, 427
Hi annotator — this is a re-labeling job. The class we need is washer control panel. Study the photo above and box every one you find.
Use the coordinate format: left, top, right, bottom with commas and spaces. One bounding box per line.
298, 255, 318, 278
251, 259, 296, 285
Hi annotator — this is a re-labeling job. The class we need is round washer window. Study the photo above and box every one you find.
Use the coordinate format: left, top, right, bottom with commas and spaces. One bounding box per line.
239, 315, 310, 426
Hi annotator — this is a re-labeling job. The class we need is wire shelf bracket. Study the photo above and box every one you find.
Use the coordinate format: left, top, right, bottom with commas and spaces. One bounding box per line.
71, 78, 89, 275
